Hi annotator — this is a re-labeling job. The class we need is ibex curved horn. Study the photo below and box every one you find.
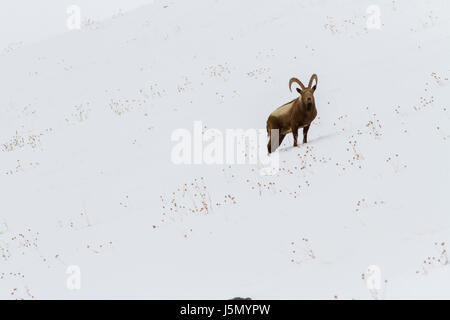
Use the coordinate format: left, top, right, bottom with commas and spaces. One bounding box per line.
289, 77, 306, 92
308, 74, 318, 88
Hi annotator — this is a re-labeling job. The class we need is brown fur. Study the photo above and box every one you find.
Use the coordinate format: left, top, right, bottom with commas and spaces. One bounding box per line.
267, 74, 318, 153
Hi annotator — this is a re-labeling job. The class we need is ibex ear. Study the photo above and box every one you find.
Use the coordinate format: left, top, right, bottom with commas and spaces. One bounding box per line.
296, 88, 302, 94
312, 84, 317, 91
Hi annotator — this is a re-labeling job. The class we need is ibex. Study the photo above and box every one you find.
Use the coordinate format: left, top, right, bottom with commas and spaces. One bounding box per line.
266, 74, 318, 153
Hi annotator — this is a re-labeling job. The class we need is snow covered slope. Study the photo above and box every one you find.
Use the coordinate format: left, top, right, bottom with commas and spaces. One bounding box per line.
0, 0, 449, 299
0, 0, 156, 50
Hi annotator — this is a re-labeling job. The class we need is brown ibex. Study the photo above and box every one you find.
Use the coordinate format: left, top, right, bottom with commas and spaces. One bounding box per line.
266, 74, 318, 153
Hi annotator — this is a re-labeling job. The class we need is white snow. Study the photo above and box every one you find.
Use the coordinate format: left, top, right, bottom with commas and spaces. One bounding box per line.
0, 0, 449, 299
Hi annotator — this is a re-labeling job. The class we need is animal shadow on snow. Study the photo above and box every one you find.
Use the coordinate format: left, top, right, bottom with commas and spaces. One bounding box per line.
277, 132, 337, 153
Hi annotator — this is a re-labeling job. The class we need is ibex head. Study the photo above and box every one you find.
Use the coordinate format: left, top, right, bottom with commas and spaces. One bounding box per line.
289, 74, 318, 111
